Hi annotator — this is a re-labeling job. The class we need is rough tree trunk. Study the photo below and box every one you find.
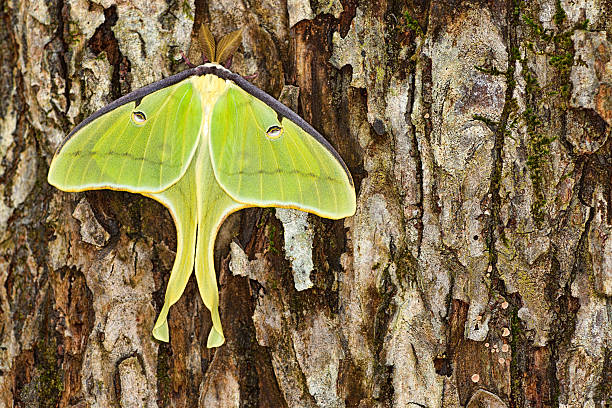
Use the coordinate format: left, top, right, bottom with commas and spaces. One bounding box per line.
0, 0, 610, 406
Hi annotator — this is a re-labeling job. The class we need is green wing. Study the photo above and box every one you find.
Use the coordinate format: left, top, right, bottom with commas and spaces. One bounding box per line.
48, 69, 356, 349
209, 84, 356, 219
48, 80, 202, 193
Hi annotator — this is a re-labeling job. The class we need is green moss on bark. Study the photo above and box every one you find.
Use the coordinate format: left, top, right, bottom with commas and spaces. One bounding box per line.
519, 0, 586, 225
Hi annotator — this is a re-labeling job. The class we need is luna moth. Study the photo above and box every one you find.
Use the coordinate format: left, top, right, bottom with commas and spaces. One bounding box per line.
47, 27, 356, 348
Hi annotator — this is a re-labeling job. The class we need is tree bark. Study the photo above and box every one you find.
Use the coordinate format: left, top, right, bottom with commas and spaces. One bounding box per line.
1, 0, 611, 407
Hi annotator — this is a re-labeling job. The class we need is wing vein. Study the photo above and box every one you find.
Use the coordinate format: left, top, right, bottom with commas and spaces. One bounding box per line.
162, 86, 191, 187
63, 115, 107, 184
288, 126, 321, 210
136, 85, 182, 186
283, 123, 303, 204
231, 90, 246, 195
97, 119, 133, 183
244, 101, 280, 201
307, 133, 338, 212
78, 113, 130, 186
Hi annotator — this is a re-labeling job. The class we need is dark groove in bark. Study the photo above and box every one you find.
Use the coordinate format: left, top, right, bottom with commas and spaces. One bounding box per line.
56, 0, 71, 117
544, 153, 592, 408
114, 351, 147, 403
407, 66, 424, 257
487, 0, 516, 294
88, 5, 125, 101
420, 53, 433, 225
372, 263, 397, 404
240, 211, 304, 407
0, 2, 26, 191
484, 1, 521, 406
594, 346, 612, 405
338, 0, 357, 37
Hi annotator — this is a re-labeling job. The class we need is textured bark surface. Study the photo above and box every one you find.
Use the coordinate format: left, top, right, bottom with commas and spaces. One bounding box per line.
1, 0, 611, 407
